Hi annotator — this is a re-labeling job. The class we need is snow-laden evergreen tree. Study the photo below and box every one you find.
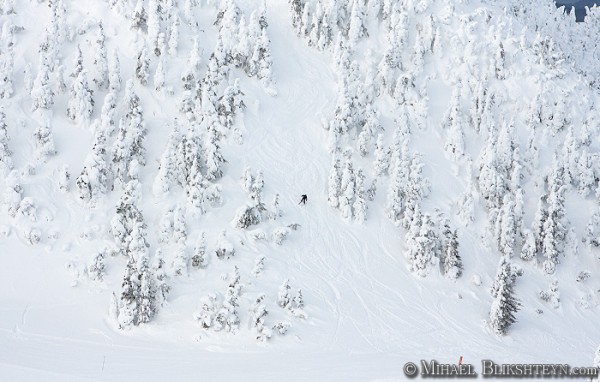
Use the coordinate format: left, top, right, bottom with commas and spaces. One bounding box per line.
135, 45, 150, 86
93, 23, 109, 90
520, 228, 536, 261
147, 0, 161, 55
327, 154, 342, 208
100, 90, 118, 136
70, 45, 84, 80
277, 279, 292, 309
110, 171, 145, 257
191, 232, 208, 268
0, 108, 13, 175
53, 65, 68, 94
489, 257, 520, 335
87, 250, 106, 282
240, 166, 254, 192
173, 205, 187, 244
204, 125, 226, 181
494, 42, 506, 80
253, 255, 265, 277
439, 218, 463, 279
541, 161, 568, 274
153, 248, 170, 306
112, 80, 146, 185
153, 56, 166, 93
19, 197, 37, 222
194, 293, 218, 329
172, 240, 188, 276
402, 152, 430, 229
217, 78, 245, 130
31, 57, 55, 111
539, 278, 560, 309
250, 294, 272, 342
76, 130, 111, 204
353, 168, 367, 223
131, 0, 148, 31
373, 133, 390, 176
347, 0, 367, 48
158, 206, 174, 244
405, 210, 439, 277
387, 134, 411, 225
339, 153, 355, 219
67, 69, 94, 124
153, 121, 181, 197
215, 230, 235, 259
166, 2, 179, 56
0, 23, 15, 99
442, 86, 465, 160
250, 18, 276, 94
114, 205, 158, 329
496, 194, 517, 258
33, 119, 56, 161
214, 266, 241, 333
576, 149, 596, 197
478, 128, 508, 210
109, 49, 122, 92
181, 37, 202, 95
457, 162, 475, 226
233, 169, 267, 229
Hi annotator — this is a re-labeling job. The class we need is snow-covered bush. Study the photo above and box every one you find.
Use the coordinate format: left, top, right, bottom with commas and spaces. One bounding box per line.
215, 230, 235, 259
272, 227, 290, 245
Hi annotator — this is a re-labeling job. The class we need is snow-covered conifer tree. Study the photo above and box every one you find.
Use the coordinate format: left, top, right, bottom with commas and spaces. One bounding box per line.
339, 154, 355, 219
277, 279, 292, 309
520, 229, 537, 261
109, 49, 122, 92
0, 23, 15, 99
250, 294, 272, 341
76, 130, 111, 204
100, 90, 118, 136
31, 57, 55, 111
353, 168, 367, 223
214, 266, 241, 332
153, 249, 170, 306
440, 219, 463, 279
33, 119, 56, 161
215, 230, 235, 259
489, 257, 520, 335
495, 42, 506, 80
328, 155, 342, 208
204, 126, 226, 181
167, 5, 179, 56
4, 170, 22, 217
112, 80, 146, 184
67, 69, 94, 124
405, 211, 438, 277
135, 46, 150, 86
373, 133, 390, 176
93, 23, 109, 90
88, 250, 106, 281
131, 0, 148, 31
0, 108, 13, 175
191, 232, 208, 268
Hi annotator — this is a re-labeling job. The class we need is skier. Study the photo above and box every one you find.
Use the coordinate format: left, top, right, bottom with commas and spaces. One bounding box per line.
299, 194, 307, 205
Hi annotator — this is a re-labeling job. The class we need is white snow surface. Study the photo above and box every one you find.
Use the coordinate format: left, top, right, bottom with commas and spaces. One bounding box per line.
0, 0, 599, 381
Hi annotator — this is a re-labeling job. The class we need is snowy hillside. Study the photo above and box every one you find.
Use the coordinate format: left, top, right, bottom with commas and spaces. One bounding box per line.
1, 0, 600, 380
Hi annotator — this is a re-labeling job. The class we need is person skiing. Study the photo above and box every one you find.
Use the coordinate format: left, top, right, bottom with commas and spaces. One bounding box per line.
299, 194, 307, 205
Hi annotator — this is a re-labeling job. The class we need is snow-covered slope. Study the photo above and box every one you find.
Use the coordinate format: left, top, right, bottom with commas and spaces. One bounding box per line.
1, 0, 599, 380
